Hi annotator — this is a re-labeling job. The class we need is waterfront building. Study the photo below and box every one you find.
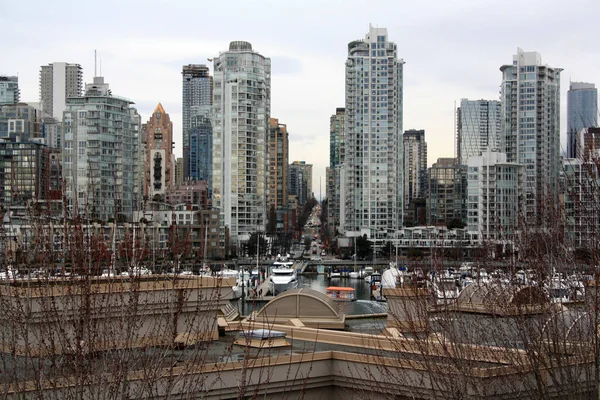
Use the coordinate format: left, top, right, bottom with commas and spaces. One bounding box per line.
567, 82, 598, 158
467, 149, 524, 242
211, 41, 270, 243
0, 103, 44, 142
343, 25, 404, 238
0, 76, 20, 105
403, 129, 427, 214
267, 118, 289, 211
142, 103, 174, 200
188, 105, 212, 186
500, 48, 561, 223
166, 180, 211, 210
576, 127, 600, 161
0, 141, 61, 208
62, 76, 140, 221
456, 99, 501, 164
39, 63, 83, 120
182, 64, 212, 179
427, 158, 467, 226
42, 116, 61, 148
288, 161, 312, 208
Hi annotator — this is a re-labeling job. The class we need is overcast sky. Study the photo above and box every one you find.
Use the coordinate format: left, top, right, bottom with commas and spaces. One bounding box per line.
2, 0, 599, 198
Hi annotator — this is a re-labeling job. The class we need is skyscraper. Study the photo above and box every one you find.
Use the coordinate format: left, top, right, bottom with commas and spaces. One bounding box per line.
567, 82, 598, 158
403, 129, 427, 210
63, 76, 140, 221
182, 65, 212, 179
142, 103, 174, 200
39, 63, 83, 120
211, 41, 270, 243
343, 25, 404, 237
500, 48, 561, 222
288, 161, 313, 208
0, 76, 20, 105
267, 118, 288, 210
327, 107, 345, 234
188, 106, 213, 184
456, 99, 501, 164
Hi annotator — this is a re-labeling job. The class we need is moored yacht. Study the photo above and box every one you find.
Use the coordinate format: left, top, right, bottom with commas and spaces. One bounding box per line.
269, 261, 298, 296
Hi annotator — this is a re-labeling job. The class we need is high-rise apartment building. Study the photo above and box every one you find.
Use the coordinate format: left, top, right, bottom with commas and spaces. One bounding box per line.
456, 99, 501, 164
39, 63, 83, 120
467, 150, 524, 241
500, 48, 561, 223
211, 41, 270, 243
327, 108, 345, 233
63, 76, 140, 221
142, 103, 174, 200
343, 25, 404, 237
182, 64, 212, 179
288, 161, 313, 207
267, 118, 288, 210
567, 82, 598, 158
403, 129, 427, 210
0, 76, 20, 105
188, 105, 212, 185
427, 158, 467, 226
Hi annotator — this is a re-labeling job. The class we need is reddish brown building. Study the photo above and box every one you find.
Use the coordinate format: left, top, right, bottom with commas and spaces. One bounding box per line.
142, 104, 174, 200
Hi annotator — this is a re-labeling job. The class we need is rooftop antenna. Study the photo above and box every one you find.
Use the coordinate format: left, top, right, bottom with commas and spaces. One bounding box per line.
100, 57, 102, 77
94, 50, 97, 78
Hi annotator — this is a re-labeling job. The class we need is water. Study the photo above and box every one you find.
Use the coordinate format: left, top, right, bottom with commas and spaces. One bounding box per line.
237, 273, 388, 316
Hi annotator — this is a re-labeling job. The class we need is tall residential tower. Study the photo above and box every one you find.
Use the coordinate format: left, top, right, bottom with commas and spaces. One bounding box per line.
343, 25, 404, 237
500, 48, 561, 223
212, 41, 271, 243
456, 99, 501, 164
39, 63, 83, 120
0, 76, 20, 105
142, 103, 174, 200
182, 64, 212, 179
403, 129, 427, 210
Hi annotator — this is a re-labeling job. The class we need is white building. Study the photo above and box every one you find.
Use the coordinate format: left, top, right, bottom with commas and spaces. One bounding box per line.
211, 41, 270, 243
343, 25, 404, 239
467, 149, 524, 242
500, 48, 561, 223
456, 99, 501, 165
39, 62, 83, 120
62, 76, 140, 221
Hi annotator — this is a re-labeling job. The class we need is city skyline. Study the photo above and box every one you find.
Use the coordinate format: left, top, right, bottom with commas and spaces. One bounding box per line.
2, 0, 599, 197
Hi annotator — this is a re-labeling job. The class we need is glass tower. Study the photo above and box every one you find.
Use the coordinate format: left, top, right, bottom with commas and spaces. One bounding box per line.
343, 25, 404, 237
567, 82, 598, 158
456, 99, 501, 164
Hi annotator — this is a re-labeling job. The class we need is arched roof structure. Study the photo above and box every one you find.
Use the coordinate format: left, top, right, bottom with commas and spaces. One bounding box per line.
254, 288, 345, 329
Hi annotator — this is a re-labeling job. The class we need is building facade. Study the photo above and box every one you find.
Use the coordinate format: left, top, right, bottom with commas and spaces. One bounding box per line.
0, 76, 20, 105
182, 65, 212, 179
211, 41, 271, 243
343, 25, 404, 238
467, 150, 524, 242
500, 48, 561, 223
567, 82, 598, 158
174, 157, 184, 187
0, 141, 61, 208
403, 129, 427, 212
267, 118, 288, 210
427, 158, 467, 226
456, 99, 501, 164
62, 76, 140, 221
288, 161, 312, 208
39, 63, 83, 120
0, 103, 44, 142
142, 103, 174, 200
